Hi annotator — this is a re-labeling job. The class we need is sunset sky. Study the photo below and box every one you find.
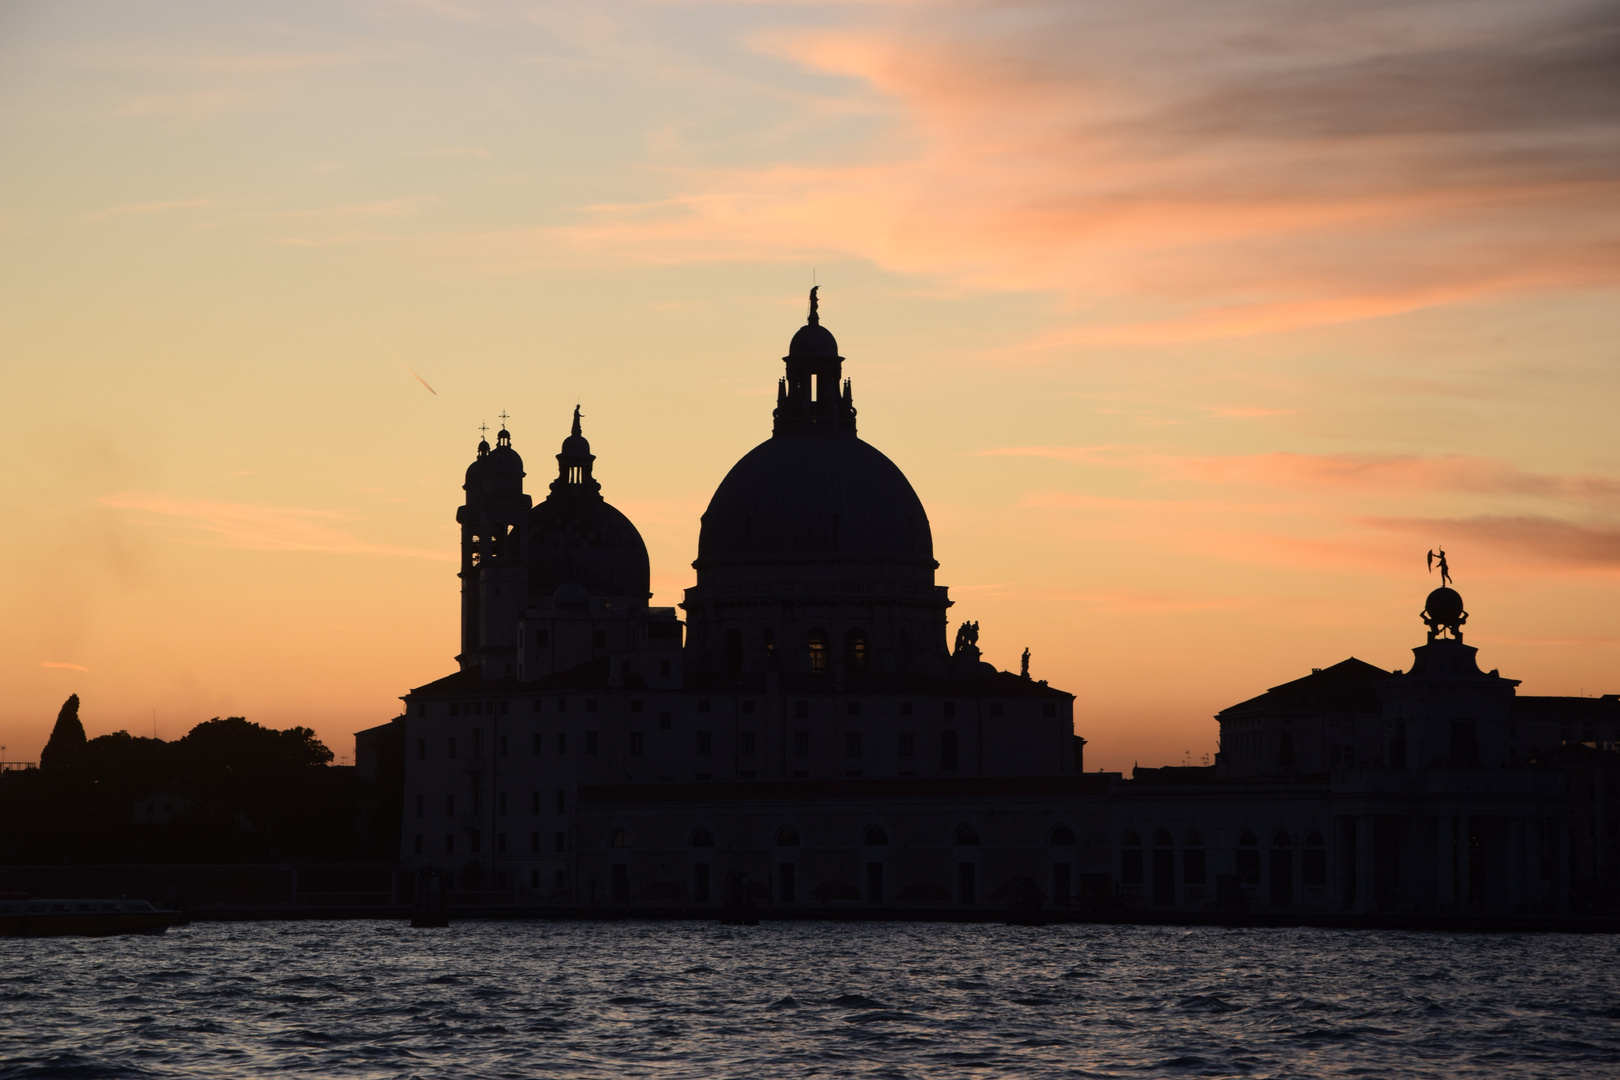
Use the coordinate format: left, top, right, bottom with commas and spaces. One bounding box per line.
2, 0, 1617, 771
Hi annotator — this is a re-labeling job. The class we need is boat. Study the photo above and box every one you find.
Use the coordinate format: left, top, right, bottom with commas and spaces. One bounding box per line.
0, 896, 182, 937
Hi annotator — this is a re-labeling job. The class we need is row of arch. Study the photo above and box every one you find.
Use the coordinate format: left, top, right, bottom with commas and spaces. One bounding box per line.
1121, 829, 1327, 848
610, 824, 1083, 849
722, 627, 872, 673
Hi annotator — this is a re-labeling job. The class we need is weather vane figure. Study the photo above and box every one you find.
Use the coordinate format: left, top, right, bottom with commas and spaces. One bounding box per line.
1427, 547, 1453, 587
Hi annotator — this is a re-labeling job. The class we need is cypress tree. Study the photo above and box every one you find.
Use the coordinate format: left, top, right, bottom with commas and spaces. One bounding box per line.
40, 694, 86, 772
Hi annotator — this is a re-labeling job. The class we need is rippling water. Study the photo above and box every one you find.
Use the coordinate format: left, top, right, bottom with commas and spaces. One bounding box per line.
3, 920, 1618, 1078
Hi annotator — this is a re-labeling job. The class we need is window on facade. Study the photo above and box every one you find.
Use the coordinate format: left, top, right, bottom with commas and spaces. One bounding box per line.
473, 729, 484, 757
794, 731, 810, 756
1154, 829, 1174, 847
586, 699, 598, 713
739, 732, 756, 756
724, 629, 744, 673
610, 829, 632, 849
941, 730, 958, 771
532, 792, 540, 815
777, 826, 800, 846
659, 659, 672, 678
989, 703, 1004, 718
808, 628, 830, 674
692, 828, 715, 847
1121, 831, 1143, 885
417, 739, 426, 760
1303, 831, 1327, 886
659, 712, 672, 730
696, 732, 712, 756
448, 738, 457, 759
1051, 826, 1076, 846
630, 700, 643, 714
943, 702, 956, 719
742, 700, 755, 715
497, 833, 506, 854
844, 628, 868, 673
556, 832, 565, 852
585, 732, 599, 755
593, 629, 607, 649
698, 700, 711, 714
500, 700, 509, 714
900, 702, 913, 716
450, 703, 459, 717
497, 792, 507, 816
556, 791, 565, 814
864, 826, 889, 846
898, 733, 914, 757
629, 732, 643, 755
531, 833, 540, 854
955, 824, 981, 845
415, 794, 424, 818
1278, 731, 1295, 766
1042, 703, 1057, 718
445, 834, 455, 855
414, 834, 423, 854
533, 733, 543, 756
557, 734, 566, 755
795, 701, 809, 718
499, 735, 508, 757
445, 794, 455, 817
845, 732, 862, 757
847, 701, 861, 716
557, 698, 568, 713
536, 630, 550, 648
532, 699, 542, 713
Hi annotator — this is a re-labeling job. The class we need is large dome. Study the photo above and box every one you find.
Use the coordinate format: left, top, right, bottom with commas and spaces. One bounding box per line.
696, 432, 934, 567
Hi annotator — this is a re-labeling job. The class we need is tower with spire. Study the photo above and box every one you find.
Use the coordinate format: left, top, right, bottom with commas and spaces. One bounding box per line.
456, 422, 532, 676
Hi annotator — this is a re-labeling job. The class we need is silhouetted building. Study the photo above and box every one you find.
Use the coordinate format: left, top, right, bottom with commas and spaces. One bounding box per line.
382, 292, 1617, 921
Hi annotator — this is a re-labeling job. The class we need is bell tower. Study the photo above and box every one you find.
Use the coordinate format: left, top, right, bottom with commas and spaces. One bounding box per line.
455, 421, 532, 677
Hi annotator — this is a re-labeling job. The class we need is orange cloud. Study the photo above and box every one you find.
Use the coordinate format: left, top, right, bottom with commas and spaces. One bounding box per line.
545, 2, 1620, 339
100, 493, 454, 561
40, 662, 90, 672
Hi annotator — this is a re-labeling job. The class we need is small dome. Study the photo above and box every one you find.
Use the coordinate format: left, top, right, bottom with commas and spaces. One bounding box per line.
1425, 587, 1464, 624
788, 322, 840, 359
486, 443, 524, 475
561, 433, 590, 456
528, 496, 650, 600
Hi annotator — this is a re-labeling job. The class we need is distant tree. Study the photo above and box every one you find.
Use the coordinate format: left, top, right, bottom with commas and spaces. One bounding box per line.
39, 694, 86, 772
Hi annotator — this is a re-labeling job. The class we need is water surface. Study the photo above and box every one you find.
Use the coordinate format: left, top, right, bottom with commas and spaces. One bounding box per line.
3, 921, 1617, 1078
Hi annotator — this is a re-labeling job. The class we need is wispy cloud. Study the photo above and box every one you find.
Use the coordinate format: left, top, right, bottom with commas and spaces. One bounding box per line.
40, 661, 90, 672
100, 493, 454, 561
85, 198, 212, 222
546, 0, 1620, 339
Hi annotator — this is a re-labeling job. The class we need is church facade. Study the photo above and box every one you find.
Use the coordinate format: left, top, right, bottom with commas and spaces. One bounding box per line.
388, 293, 1620, 922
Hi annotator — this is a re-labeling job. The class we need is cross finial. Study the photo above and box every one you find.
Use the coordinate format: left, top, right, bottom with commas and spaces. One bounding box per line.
498, 410, 510, 429
478, 420, 489, 438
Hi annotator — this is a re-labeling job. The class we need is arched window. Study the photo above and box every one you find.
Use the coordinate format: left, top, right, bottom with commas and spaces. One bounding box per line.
776, 826, 800, 847
954, 824, 981, 846
1051, 826, 1077, 846
1183, 829, 1207, 885
1302, 831, 1327, 886
609, 829, 632, 849
1121, 830, 1143, 885
1273, 830, 1292, 847
1236, 830, 1260, 884
808, 628, 829, 674
1154, 829, 1174, 847
863, 826, 889, 846
844, 628, 869, 673
1278, 731, 1295, 766
723, 630, 743, 673
940, 729, 958, 771
692, 827, 715, 848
